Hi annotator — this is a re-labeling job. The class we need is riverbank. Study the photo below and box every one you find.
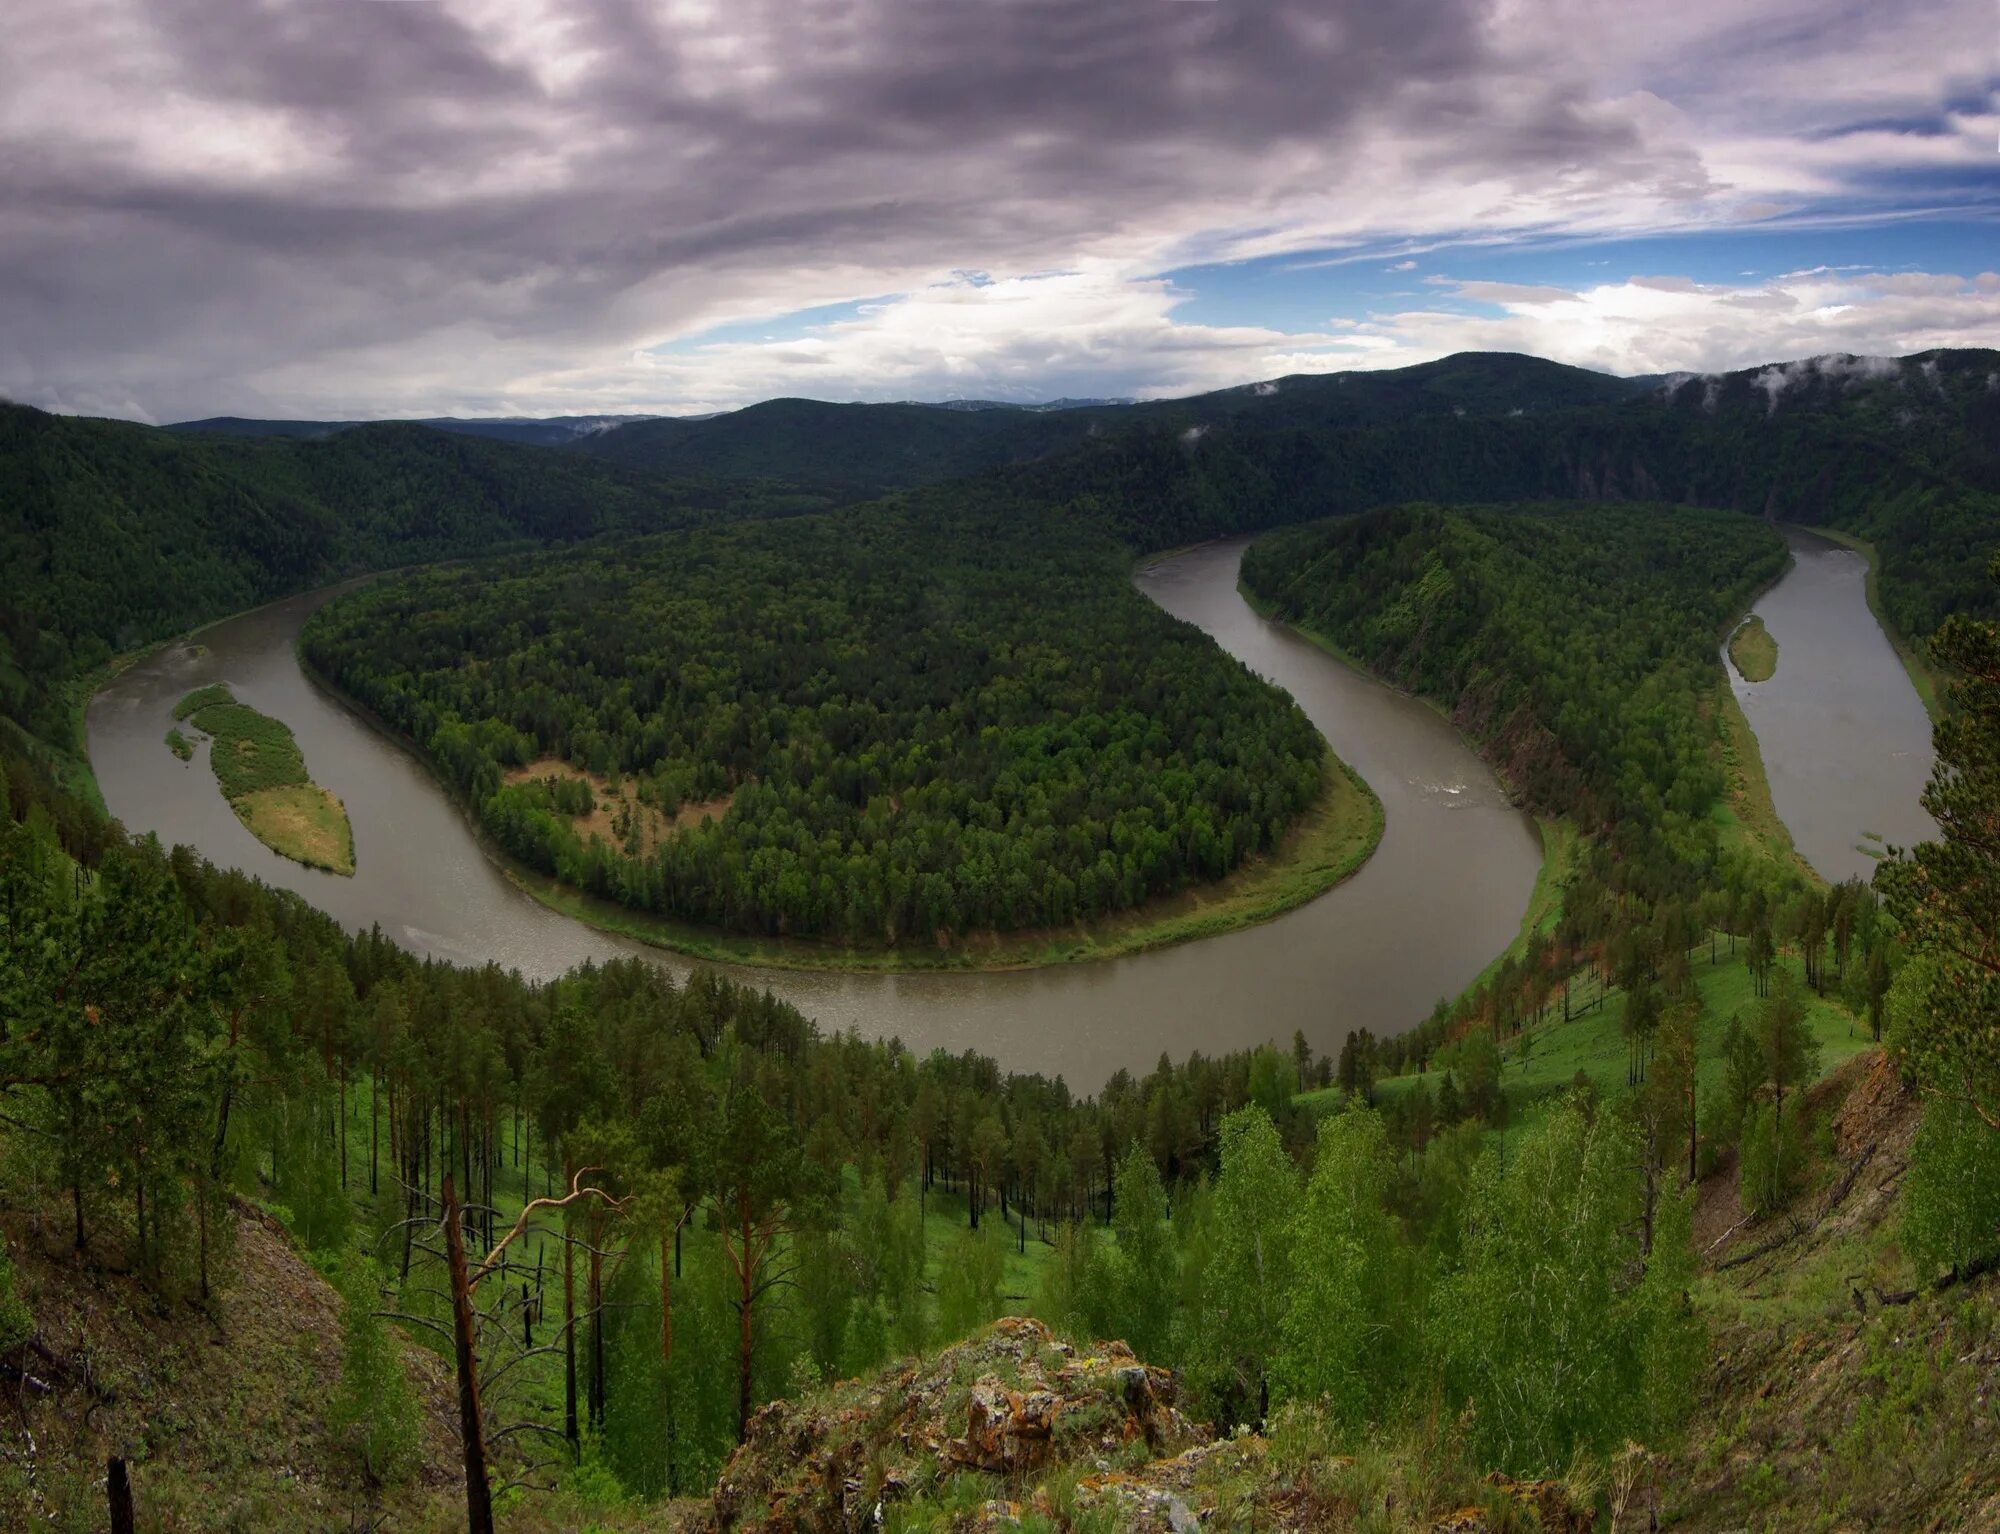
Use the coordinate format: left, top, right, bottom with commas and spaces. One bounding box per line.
1238, 574, 1579, 968
446, 742, 1377, 973
1714, 682, 1817, 885
1809, 525, 1948, 720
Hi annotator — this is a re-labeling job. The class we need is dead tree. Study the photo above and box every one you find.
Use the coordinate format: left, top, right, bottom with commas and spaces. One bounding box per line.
384, 1167, 627, 1533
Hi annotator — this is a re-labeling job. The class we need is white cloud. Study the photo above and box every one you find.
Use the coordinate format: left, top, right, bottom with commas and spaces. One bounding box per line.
309, 264, 1999, 418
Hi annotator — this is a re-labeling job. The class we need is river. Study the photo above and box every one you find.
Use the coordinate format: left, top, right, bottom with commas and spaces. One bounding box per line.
1728, 527, 1938, 884
87, 539, 1542, 1090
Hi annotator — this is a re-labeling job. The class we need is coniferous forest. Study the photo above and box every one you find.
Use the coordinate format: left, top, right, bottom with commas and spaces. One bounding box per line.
301, 500, 1323, 944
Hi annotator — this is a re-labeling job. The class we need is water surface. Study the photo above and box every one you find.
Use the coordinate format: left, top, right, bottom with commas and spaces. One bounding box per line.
1728, 528, 1938, 882
88, 540, 1541, 1089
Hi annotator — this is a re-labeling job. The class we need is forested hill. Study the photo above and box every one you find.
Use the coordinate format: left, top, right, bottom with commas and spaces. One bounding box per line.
300, 496, 1329, 948
964, 346, 2000, 643
566, 350, 1642, 487
11, 343, 1998, 759
167, 413, 663, 447
0, 403, 800, 747
578, 346, 2000, 644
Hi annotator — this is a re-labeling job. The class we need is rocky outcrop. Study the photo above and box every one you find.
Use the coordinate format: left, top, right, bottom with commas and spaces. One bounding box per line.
710, 1317, 1203, 1533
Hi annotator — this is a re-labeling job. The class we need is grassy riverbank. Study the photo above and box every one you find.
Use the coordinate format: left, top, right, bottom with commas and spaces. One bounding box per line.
502, 744, 1382, 972
1713, 681, 1818, 885
177, 686, 356, 876
1728, 615, 1778, 681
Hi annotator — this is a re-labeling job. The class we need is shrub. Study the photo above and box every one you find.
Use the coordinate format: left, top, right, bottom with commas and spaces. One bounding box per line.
331, 1266, 421, 1487
1902, 1095, 2000, 1279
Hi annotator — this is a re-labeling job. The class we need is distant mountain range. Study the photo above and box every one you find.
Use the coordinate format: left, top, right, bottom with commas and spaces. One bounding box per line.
165, 413, 662, 448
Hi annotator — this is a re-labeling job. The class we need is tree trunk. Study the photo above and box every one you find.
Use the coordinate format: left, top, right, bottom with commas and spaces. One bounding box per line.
737, 1194, 756, 1438
107, 1456, 135, 1534
564, 1218, 579, 1451
442, 1175, 495, 1534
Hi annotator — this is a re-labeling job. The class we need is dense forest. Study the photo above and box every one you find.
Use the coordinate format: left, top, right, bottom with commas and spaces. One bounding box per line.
1244, 503, 1788, 899
569, 347, 2000, 650
9, 346, 1997, 765
0, 714, 1706, 1518
0, 403, 807, 748
301, 500, 1325, 944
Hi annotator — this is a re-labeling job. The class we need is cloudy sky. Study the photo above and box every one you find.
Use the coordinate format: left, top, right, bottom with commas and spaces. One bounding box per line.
4, 0, 1995, 422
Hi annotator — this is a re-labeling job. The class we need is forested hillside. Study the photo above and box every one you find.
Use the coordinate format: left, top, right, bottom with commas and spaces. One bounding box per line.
7, 350, 2000, 1526
1241, 501, 1861, 1079
301, 498, 1329, 947
0, 403, 798, 748
1244, 502, 1787, 881
568, 351, 1642, 490
9, 347, 1997, 770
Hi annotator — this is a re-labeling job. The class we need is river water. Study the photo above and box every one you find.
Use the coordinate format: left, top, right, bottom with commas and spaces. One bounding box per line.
87, 539, 1541, 1090
1728, 527, 1939, 883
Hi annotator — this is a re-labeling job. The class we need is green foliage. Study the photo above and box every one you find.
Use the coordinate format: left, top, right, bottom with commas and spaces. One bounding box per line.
936, 1229, 1005, 1342
191, 700, 310, 798
1275, 1107, 1401, 1431
330, 1265, 422, 1487
0, 1234, 31, 1352
1034, 1220, 1099, 1339
1901, 1095, 2000, 1279
1181, 1107, 1298, 1423
1244, 502, 1787, 905
303, 500, 1323, 944
1080, 1145, 1178, 1364
1435, 1096, 1647, 1474
0, 403, 788, 744
1635, 1183, 1705, 1444
173, 683, 235, 721
164, 726, 193, 760
1881, 557, 2000, 1111
1738, 1104, 1806, 1218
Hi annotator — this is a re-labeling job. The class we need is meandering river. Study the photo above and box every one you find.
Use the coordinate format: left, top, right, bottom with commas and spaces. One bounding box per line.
1728, 528, 1939, 884
88, 539, 1541, 1089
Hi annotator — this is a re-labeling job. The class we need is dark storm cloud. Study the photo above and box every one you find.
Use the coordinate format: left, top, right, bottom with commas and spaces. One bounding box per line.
0, 0, 1692, 417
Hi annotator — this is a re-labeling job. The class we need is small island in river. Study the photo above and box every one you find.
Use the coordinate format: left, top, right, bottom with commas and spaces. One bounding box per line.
171, 684, 355, 875
1729, 615, 1778, 682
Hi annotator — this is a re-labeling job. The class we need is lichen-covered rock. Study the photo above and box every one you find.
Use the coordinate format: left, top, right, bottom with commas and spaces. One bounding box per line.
709, 1317, 1205, 1532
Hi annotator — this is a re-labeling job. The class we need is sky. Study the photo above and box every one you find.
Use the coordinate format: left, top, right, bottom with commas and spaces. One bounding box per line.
2, 0, 1996, 423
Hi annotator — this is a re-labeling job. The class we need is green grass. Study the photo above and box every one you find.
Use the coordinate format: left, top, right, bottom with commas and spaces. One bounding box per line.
173, 682, 236, 721
177, 687, 355, 876
1713, 682, 1816, 884
187, 700, 310, 797
1728, 616, 1778, 682
1346, 943, 1873, 1146
234, 783, 355, 876
498, 745, 1382, 973
164, 726, 193, 761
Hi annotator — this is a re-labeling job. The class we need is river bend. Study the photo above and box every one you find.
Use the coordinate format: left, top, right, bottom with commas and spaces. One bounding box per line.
87, 540, 1541, 1089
